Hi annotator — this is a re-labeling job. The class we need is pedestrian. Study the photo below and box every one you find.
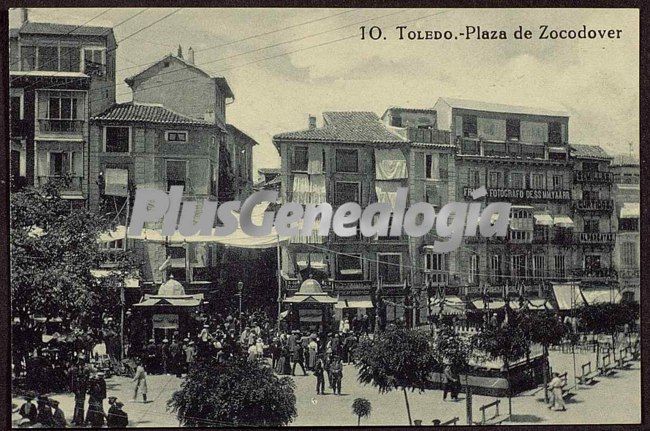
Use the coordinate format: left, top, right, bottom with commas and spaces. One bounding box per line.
184, 340, 196, 373
314, 354, 326, 395
107, 400, 129, 428
161, 339, 170, 375
69, 356, 89, 426
269, 337, 280, 370
292, 342, 307, 376
169, 338, 182, 377
18, 394, 38, 423
308, 336, 318, 369
548, 372, 567, 411
86, 373, 107, 427
132, 359, 148, 403
330, 355, 343, 395
145, 339, 157, 374
36, 396, 54, 427
50, 399, 66, 428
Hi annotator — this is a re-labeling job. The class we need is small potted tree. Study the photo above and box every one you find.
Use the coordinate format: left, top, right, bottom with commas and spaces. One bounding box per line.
352, 398, 372, 426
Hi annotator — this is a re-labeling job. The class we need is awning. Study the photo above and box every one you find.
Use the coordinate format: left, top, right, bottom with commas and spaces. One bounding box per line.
134, 294, 203, 307
552, 283, 584, 310
431, 295, 466, 315
526, 298, 554, 310
581, 288, 622, 305
375, 148, 408, 180
283, 294, 338, 304
98, 225, 127, 243
620, 202, 639, 219
470, 299, 520, 310
335, 296, 373, 309
553, 215, 574, 228
548, 146, 566, 153
534, 213, 553, 226
375, 180, 402, 207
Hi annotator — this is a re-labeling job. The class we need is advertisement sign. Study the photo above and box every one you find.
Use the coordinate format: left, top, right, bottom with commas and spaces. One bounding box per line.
463, 187, 571, 201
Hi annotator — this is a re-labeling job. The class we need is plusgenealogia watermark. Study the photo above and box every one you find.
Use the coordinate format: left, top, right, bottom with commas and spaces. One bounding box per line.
128, 186, 512, 253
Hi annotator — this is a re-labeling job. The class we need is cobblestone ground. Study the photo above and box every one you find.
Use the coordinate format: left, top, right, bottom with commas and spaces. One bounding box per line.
12, 350, 640, 427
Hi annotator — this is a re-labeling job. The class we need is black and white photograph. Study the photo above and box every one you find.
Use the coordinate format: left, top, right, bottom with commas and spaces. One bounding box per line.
5, 5, 643, 428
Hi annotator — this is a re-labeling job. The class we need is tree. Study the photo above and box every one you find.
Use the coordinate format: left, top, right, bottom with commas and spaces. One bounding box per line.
352, 398, 372, 426
518, 310, 566, 403
11, 183, 135, 357
433, 324, 473, 424
355, 327, 438, 425
471, 319, 529, 417
168, 355, 297, 427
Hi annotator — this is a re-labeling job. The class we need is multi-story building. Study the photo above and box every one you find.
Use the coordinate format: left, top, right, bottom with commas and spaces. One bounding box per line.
273, 112, 413, 323
254, 168, 281, 192
9, 9, 116, 206
610, 155, 640, 301
433, 97, 576, 302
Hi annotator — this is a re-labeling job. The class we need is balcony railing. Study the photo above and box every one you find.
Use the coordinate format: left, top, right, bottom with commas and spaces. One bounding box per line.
572, 267, 617, 280
618, 268, 640, 278
579, 232, 616, 244
407, 128, 450, 144
332, 279, 373, 294
574, 170, 613, 183
37, 119, 84, 134
574, 199, 614, 212
551, 233, 577, 245
37, 175, 83, 192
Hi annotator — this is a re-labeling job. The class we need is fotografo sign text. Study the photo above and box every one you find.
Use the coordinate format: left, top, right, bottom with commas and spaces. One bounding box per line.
128, 186, 512, 253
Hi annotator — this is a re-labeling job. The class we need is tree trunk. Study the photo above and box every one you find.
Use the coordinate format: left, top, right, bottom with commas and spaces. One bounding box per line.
402, 387, 413, 425
464, 373, 473, 425
357, 416, 361, 426
543, 345, 549, 403
596, 339, 600, 370
505, 359, 512, 418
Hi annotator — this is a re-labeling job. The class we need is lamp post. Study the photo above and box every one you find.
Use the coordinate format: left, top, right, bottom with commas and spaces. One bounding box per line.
237, 281, 243, 331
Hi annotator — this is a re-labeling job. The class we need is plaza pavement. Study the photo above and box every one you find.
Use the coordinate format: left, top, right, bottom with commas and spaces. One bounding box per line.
12, 350, 640, 427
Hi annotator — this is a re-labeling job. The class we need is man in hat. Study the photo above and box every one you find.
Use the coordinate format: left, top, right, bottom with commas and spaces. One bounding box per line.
106, 396, 121, 427
86, 373, 107, 427
145, 339, 158, 374
184, 340, 196, 373
36, 395, 54, 426
17, 394, 38, 423
169, 337, 182, 377
69, 355, 89, 426
107, 400, 129, 428
329, 355, 343, 395
50, 399, 66, 428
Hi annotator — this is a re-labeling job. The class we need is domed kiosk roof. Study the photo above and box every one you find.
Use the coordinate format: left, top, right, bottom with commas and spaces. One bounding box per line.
283, 278, 338, 304
157, 277, 186, 296
298, 279, 326, 295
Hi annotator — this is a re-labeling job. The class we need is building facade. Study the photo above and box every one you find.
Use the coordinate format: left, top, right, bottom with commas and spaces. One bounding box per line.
9, 11, 116, 206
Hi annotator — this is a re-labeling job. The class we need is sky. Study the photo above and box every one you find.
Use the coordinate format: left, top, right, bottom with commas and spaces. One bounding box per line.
9, 8, 639, 180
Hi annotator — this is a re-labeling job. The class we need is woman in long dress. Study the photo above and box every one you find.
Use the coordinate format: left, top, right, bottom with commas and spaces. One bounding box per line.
308, 338, 318, 370
132, 359, 148, 403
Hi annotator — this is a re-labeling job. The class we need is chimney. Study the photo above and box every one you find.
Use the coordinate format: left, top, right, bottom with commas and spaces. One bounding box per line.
308, 115, 317, 130
187, 47, 195, 65
177, 45, 183, 59
20, 8, 28, 24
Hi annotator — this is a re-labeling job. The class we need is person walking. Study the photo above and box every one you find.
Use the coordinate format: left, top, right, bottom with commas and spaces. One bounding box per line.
184, 341, 196, 374
548, 372, 567, 411
308, 337, 318, 370
69, 356, 89, 426
86, 374, 106, 428
292, 342, 307, 376
314, 354, 326, 395
442, 364, 459, 401
330, 355, 343, 395
132, 359, 148, 403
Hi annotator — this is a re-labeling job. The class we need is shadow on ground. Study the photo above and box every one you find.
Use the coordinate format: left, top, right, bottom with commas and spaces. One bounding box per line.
508, 414, 544, 423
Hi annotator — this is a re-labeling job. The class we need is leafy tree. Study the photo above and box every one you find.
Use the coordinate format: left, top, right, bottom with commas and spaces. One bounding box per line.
11, 183, 135, 357
471, 318, 529, 417
168, 355, 297, 427
352, 398, 372, 426
355, 326, 438, 425
518, 310, 566, 403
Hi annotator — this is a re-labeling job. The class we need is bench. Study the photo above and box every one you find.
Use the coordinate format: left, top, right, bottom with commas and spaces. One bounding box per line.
440, 417, 460, 426
579, 361, 596, 385
599, 354, 614, 376
617, 346, 633, 369
476, 399, 504, 425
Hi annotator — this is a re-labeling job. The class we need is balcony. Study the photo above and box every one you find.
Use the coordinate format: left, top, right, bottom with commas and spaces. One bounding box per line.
332, 279, 373, 295
37, 119, 84, 138
579, 232, 616, 244
618, 268, 640, 279
574, 199, 614, 212
574, 170, 613, 184
572, 267, 617, 280
407, 128, 450, 145
37, 175, 83, 193
551, 233, 577, 246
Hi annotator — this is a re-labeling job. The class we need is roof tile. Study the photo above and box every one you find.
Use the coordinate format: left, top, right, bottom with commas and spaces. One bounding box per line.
91, 103, 213, 126
570, 144, 612, 160
18, 21, 113, 37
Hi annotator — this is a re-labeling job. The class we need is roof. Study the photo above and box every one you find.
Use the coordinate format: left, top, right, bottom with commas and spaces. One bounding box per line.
91, 102, 213, 126
381, 106, 437, 119
570, 144, 612, 160
258, 168, 281, 174
273, 111, 406, 144
16, 21, 113, 37
125, 54, 234, 98
611, 154, 639, 167
226, 124, 259, 146
437, 96, 569, 118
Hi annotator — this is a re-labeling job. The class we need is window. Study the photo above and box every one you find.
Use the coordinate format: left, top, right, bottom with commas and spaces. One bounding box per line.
48, 96, 78, 122
490, 255, 501, 281
584, 219, 599, 233
554, 255, 565, 278
336, 149, 359, 172
468, 255, 479, 284
167, 245, 187, 281
59, 46, 80, 72
548, 122, 562, 144
104, 126, 130, 153
439, 154, 448, 179
292, 146, 308, 171
425, 253, 447, 284
377, 253, 402, 284
509, 172, 524, 189
618, 217, 638, 231
166, 131, 188, 142
49, 152, 69, 176
337, 254, 363, 280
166, 160, 187, 190
425, 154, 433, 179
84, 48, 106, 75
21, 46, 36, 71
468, 169, 481, 188
531, 173, 545, 189
582, 161, 599, 172
392, 115, 402, 127
511, 255, 526, 278
102, 238, 124, 251
38, 46, 58, 71
584, 255, 601, 271
552, 175, 563, 190
533, 255, 546, 278
10, 96, 22, 121
462, 115, 477, 137
506, 118, 520, 141
488, 171, 502, 188
335, 181, 360, 206
509, 230, 531, 242
622, 242, 637, 268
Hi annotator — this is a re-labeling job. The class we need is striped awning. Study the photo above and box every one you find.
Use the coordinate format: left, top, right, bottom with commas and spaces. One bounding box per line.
534, 213, 553, 226
553, 215, 574, 228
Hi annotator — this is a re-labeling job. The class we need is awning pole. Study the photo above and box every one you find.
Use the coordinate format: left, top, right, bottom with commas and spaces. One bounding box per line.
276, 235, 282, 330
